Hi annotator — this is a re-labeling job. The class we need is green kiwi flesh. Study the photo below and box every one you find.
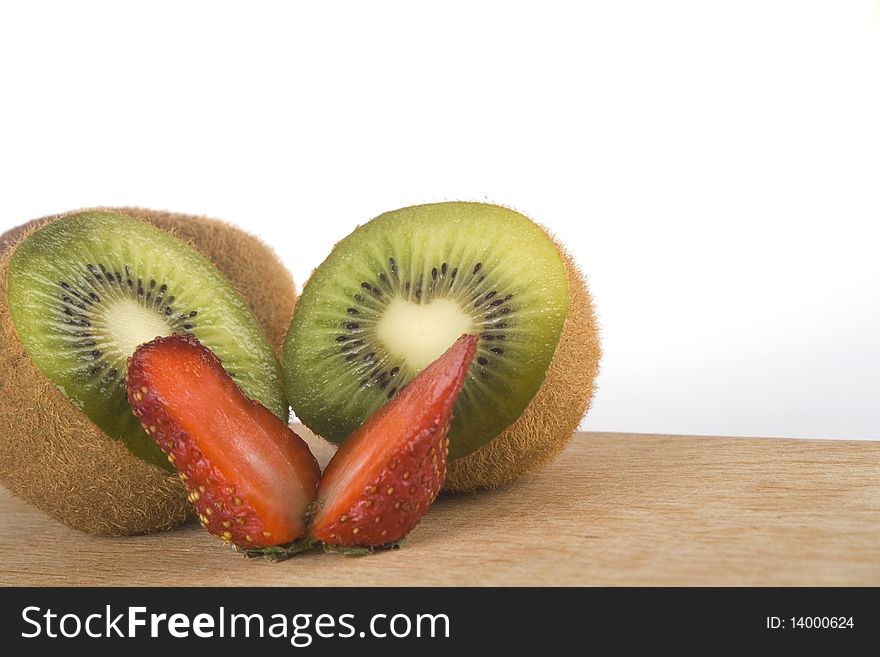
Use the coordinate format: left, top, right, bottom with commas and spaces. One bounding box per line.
6, 211, 287, 469
283, 202, 569, 459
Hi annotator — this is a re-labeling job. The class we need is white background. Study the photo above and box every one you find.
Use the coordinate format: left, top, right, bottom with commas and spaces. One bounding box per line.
1, 1, 878, 440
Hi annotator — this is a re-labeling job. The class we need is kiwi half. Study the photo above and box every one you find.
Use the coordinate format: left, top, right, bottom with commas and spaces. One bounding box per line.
283, 202, 600, 489
0, 209, 290, 534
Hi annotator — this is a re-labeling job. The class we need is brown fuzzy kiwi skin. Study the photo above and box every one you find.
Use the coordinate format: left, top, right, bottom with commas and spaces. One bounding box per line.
0, 208, 295, 535
444, 238, 601, 492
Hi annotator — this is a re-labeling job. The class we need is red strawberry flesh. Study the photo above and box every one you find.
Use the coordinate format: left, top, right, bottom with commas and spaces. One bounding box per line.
311, 333, 478, 547
126, 334, 320, 548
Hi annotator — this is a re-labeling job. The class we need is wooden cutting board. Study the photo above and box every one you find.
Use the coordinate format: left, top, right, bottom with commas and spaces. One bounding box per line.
1, 432, 877, 586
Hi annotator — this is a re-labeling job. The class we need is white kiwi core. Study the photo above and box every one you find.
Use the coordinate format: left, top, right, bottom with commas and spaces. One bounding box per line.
376, 297, 473, 371
99, 298, 173, 360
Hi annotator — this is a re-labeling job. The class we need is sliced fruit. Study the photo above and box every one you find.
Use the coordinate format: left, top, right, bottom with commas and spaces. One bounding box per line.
5, 210, 287, 470
311, 334, 477, 547
283, 202, 601, 491
0, 208, 296, 537
282, 202, 570, 460
127, 335, 320, 548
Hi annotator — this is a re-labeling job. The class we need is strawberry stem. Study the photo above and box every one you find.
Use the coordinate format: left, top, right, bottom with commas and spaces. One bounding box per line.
322, 540, 406, 557
233, 537, 407, 561
236, 537, 320, 562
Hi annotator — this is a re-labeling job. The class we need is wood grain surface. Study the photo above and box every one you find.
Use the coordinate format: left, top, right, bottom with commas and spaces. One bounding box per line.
1, 432, 877, 586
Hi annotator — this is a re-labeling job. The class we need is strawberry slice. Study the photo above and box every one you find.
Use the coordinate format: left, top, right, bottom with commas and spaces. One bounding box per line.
126, 335, 320, 549
311, 333, 478, 547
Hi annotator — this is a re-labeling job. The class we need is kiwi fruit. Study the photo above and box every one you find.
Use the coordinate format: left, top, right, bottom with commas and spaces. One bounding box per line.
0, 209, 288, 534
283, 202, 600, 490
